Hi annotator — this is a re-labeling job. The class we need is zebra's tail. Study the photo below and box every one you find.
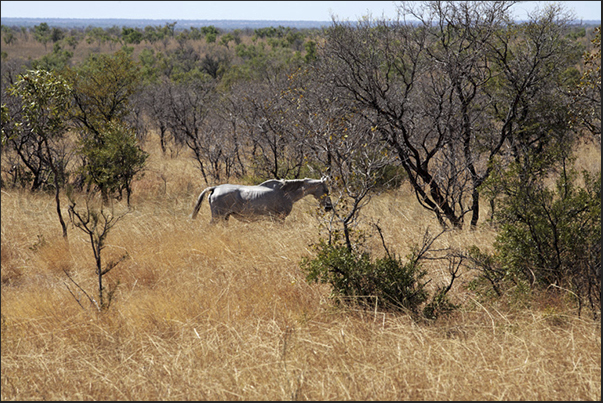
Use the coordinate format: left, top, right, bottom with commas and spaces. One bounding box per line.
191, 186, 215, 219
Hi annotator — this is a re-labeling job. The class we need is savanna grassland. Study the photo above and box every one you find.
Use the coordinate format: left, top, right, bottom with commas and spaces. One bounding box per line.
1, 131, 600, 401
2, 12, 602, 400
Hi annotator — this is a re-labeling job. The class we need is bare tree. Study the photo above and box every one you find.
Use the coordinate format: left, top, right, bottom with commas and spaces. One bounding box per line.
207, 92, 248, 181
196, 107, 243, 183
67, 195, 129, 311
318, 1, 577, 229
285, 67, 397, 250
162, 78, 245, 183
139, 80, 174, 155
220, 85, 255, 179
162, 78, 216, 183
234, 78, 307, 180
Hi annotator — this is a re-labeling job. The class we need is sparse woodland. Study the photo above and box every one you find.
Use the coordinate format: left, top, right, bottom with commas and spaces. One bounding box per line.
1, 1, 601, 400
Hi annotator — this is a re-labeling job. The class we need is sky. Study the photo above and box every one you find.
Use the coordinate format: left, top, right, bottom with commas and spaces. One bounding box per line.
1, 1, 601, 22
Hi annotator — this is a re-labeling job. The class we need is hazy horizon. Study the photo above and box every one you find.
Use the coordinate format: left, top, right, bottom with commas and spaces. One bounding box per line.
1, 1, 601, 22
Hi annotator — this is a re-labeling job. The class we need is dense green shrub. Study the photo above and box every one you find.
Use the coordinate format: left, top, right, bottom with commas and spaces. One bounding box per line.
78, 121, 148, 205
301, 231, 429, 314
471, 167, 601, 317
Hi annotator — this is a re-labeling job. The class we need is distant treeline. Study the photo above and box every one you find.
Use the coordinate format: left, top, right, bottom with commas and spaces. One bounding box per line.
1, 17, 334, 30
3, 16, 602, 30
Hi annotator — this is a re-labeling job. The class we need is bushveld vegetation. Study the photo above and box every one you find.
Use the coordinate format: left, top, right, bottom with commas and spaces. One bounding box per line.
1, 1, 600, 400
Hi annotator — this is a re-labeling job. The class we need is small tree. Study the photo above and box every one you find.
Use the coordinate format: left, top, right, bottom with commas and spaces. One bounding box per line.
161, 77, 217, 183
50, 27, 64, 43
32, 43, 73, 71
78, 121, 148, 205
138, 81, 172, 153
122, 27, 143, 45
8, 69, 72, 238
67, 195, 129, 311
470, 151, 601, 318
65, 49, 141, 138
301, 228, 429, 313
2, 25, 16, 45
65, 50, 147, 203
33, 22, 51, 51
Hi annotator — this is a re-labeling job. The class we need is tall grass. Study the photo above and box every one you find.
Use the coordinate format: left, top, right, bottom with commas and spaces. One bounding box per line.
1, 133, 600, 400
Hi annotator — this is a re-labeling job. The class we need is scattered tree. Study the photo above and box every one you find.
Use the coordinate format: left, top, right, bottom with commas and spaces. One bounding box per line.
67, 195, 129, 311
7, 69, 73, 238
33, 22, 51, 50
64, 50, 146, 203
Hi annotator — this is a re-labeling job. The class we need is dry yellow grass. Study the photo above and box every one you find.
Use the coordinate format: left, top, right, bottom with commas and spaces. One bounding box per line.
1, 133, 601, 400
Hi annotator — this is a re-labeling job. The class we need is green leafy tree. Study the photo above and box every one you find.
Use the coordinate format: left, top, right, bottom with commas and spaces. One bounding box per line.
232, 29, 242, 45
188, 27, 202, 41
205, 32, 217, 44
465, 20, 600, 318
220, 32, 234, 48
301, 226, 459, 318
8, 69, 72, 238
64, 50, 145, 203
200, 51, 230, 80
122, 27, 143, 45
304, 40, 317, 63
161, 21, 177, 38
0, 103, 9, 146
85, 26, 109, 48
143, 25, 162, 44
65, 50, 141, 136
64, 34, 80, 50
201, 25, 219, 43
2, 25, 16, 45
50, 27, 64, 43
301, 227, 428, 313
175, 30, 190, 48
473, 159, 601, 318
200, 25, 219, 36
33, 22, 51, 50
138, 48, 158, 83
78, 121, 147, 205
285, 30, 305, 51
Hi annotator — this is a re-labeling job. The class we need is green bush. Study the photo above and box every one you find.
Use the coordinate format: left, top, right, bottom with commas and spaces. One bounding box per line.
301, 232, 429, 313
472, 168, 601, 317
78, 121, 148, 205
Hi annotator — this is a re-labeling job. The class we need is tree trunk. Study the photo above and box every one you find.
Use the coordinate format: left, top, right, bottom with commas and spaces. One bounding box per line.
44, 139, 68, 239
